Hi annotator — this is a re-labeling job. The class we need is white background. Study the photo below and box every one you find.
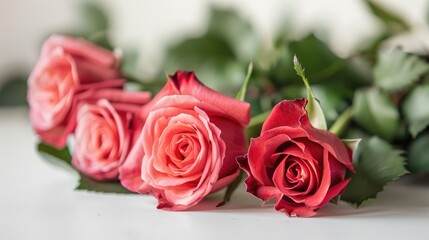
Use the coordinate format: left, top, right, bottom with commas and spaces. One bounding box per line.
1, 0, 429, 83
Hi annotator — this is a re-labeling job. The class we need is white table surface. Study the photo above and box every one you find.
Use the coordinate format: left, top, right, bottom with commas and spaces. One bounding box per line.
1, 108, 428, 240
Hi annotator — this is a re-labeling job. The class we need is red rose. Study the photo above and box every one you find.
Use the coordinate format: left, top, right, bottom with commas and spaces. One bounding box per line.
28, 35, 124, 148
119, 71, 250, 210
238, 99, 354, 217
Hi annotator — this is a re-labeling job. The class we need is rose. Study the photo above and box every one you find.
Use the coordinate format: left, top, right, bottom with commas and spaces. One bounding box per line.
72, 99, 144, 181
28, 35, 124, 148
238, 99, 354, 217
119, 71, 250, 210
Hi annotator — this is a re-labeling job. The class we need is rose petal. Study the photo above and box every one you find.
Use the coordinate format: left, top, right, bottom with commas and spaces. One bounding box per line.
72, 99, 132, 181
210, 168, 241, 193
42, 35, 118, 67
317, 178, 351, 208
172, 71, 250, 126
31, 99, 77, 148
248, 131, 306, 186
140, 71, 250, 126
119, 131, 151, 194
77, 79, 125, 92
84, 89, 151, 104
272, 157, 317, 203
305, 127, 354, 172
261, 99, 311, 134
304, 149, 331, 206
237, 156, 282, 201
274, 196, 318, 217
72, 58, 120, 84
211, 116, 247, 178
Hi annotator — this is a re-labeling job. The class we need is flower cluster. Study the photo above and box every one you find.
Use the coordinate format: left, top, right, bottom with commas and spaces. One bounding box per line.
29, 35, 355, 217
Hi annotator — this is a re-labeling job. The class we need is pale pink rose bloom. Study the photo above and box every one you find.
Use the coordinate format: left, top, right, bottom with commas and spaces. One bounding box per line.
119, 71, 250, 210
28, 35, 124, 148
72, 98, 148, 181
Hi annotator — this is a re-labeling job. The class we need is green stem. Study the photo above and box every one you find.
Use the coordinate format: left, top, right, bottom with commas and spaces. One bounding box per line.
216, 170, 244, 207
236, 62, 253, 101
248, 111, 270, 128
329, 107, 353, 136
123, 74, 144, 84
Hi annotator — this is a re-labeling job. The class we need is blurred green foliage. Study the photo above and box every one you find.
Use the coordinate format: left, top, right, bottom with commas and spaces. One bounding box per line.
161, 8, 260, 95
0, 74, 27, 107
353, 87, 399, 141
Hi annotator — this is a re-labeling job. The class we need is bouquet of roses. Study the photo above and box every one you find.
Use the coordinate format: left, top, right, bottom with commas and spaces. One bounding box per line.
28, 2, 429, 217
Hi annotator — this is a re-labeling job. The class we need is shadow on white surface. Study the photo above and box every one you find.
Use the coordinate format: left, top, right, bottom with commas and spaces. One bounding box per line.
185, 176, 429, 219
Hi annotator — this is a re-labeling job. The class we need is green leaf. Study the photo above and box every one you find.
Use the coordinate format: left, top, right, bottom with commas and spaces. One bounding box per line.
76, 2, 112, 50
267, 43, 296, 86
162, 7, 259, 95
38, 143, 133, 194
248, 111, 270, 129
78, 2, 109, 34
344, 127, 372, 140
374, 50, 429, 92
352, 88, 399, 141
293, 55, 327, 130
217, 170, 244, 207
246, 111, 270, 139
364, 0, 410, 32
236, 62, 253, 101
163, 34, 243, 94
407, 133, 429, 174
37, 142, 74, 172
86, 31, 113, 51
329, 107, 353, 137
0, 75, 28, 107
341, 137, 408, 206
290, 36, 343, 83
402, 85, 429, 137
76, 174, 133, 194
207, 8, 259, 60
286, 34, 369, 86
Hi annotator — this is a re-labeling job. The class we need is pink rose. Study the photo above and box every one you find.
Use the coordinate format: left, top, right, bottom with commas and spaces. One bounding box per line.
119, 71, 250, 210
28, 35, 124, 148
238, 99, 354, 217
72, 99, 144, 181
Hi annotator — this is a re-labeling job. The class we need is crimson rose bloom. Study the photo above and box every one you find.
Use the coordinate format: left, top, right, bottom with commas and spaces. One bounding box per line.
238, 99, 354, 217
28, 35, 124, 148
119, 71, 250, 210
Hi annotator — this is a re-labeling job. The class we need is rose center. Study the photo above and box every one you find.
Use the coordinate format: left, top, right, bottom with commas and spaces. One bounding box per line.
37, 64, 73, 107
176, 137, 192, 159
82, 114, 119, 162
285, 160, 306, 184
